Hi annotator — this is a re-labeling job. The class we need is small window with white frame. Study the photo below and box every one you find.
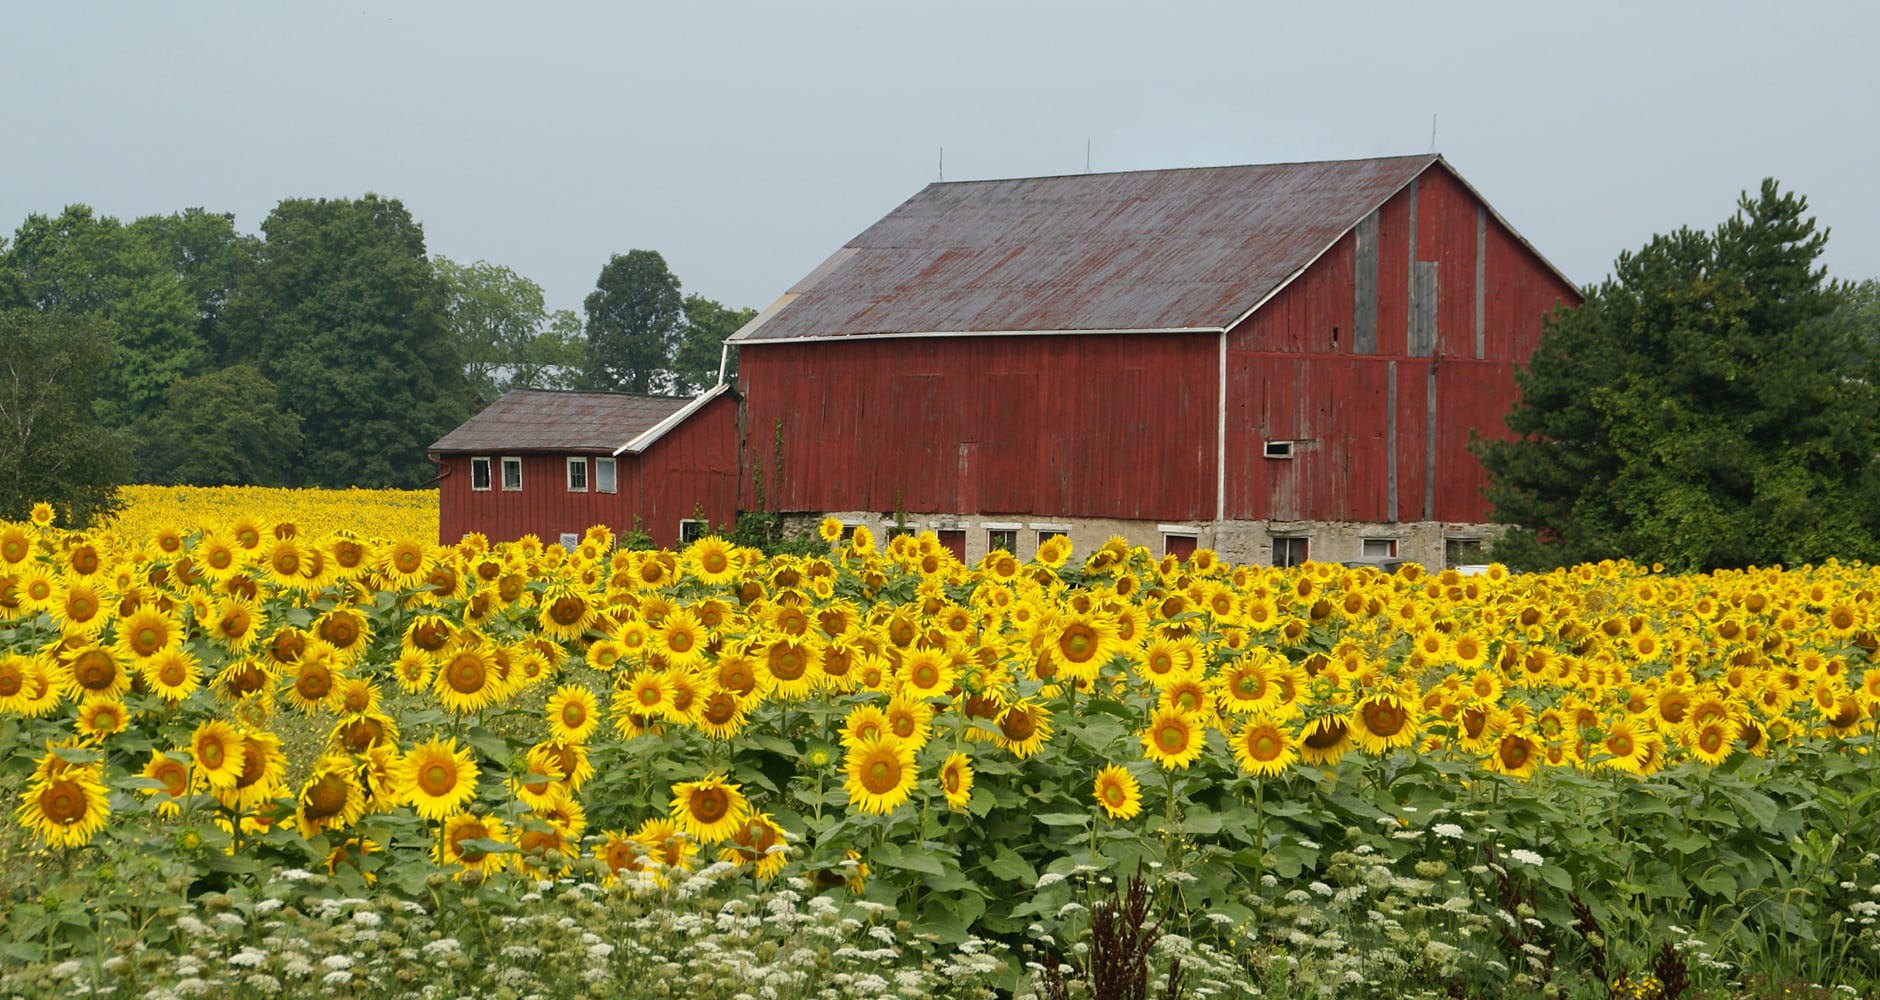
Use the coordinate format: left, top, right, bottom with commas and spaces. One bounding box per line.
594, 457, 617, 494
1273, 535, 1309, 568
566, 456, 589, 492
470, 456, 492, 491
1361, 537, 1398, 559
1445, 537, 1485, 568
501, 456, 523, 491
1263, 440, 1294, 460
679, 519, 706, 545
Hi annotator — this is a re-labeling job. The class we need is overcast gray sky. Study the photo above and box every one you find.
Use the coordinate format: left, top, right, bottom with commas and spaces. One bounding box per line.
6, 2, 1877, 316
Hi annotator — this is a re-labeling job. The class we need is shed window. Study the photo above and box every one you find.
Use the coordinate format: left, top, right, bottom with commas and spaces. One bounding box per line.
567, 457, 588, 492
470, 456, 491, 492
595, 457, 617, 494
1163, 532, 1198, 561
1264, 440, 1294, 460
1362, 538, 1398, 559
679, 519, 706, 545
1445, 537, 1485, 568
501, 456, 522, 492
987, 528, 1017, 554
1273, 536, 1309, 568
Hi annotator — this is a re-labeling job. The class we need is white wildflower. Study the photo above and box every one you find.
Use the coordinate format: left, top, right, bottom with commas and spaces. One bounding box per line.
1035, 872, 1067, 889
1431, 823, 1465, 839
1507, 849, 1544, 867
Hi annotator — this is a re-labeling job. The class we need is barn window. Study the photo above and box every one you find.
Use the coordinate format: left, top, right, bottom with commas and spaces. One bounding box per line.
679, 519, 706, 545
1445, 537, 1485, 568
1361, 538, 1399, 559
1163, 531, 1198, 561
470, 457, 492, 492
1273, 536, 1309, 568
566, 457, 589, 492
558, 532, 580, 551
1263, 440, 1294, 460
501, 457, 522, 492
594, 457, 617, 494
984, 524, 1019, 554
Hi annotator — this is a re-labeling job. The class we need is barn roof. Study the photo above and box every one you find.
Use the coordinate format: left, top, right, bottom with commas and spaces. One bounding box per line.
733, 153, 1509, 344
428, 387, 725, 455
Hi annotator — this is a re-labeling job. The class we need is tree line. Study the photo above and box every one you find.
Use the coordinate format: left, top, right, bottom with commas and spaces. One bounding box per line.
0, 197, 754, 525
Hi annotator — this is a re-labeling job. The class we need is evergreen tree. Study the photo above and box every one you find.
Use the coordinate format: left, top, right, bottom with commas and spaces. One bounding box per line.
583, 250, 683, 394
1478, 181, 1880, 571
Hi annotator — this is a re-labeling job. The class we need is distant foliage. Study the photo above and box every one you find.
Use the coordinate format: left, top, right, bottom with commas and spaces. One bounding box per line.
0, 310, 130, 527
1479, 181, 1880, 571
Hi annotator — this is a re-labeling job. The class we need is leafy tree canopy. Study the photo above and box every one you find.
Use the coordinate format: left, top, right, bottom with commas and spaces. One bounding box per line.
673, 293, 757, 395
0, 310, 130, 527
435, 256, 583, 402
1478, 180, 1880, 572
130, 364, 304, 487
583, 249, 684, 395
223, 194, 474, 488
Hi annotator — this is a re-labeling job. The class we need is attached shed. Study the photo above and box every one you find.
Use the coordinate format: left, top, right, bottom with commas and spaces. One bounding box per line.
730, 154, 1580, 567
428, 386, 738, 548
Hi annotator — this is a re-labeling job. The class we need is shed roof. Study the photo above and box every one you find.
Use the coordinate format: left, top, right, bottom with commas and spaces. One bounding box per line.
428, 389, 695, 453
733, 154, 1464, 343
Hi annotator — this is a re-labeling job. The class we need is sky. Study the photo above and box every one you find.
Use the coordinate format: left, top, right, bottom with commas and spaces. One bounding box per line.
5, 2, 1879, 316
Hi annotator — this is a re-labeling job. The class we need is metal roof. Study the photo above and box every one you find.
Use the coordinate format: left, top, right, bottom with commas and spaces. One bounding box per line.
428, 390, 695, 453
732, 154, 1441, 343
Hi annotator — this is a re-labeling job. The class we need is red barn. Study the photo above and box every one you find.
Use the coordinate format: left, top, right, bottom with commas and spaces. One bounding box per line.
729, 154, 1579, 567
428, 386, 738, 548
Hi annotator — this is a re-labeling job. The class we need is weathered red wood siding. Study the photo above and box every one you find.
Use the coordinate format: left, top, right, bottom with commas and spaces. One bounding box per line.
435, 395, 739, 548
737, 334, 1217, 521
1224, 163, 1580, 524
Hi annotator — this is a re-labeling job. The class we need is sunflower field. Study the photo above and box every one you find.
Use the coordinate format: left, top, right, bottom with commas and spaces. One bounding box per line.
3, 492, 1880, 998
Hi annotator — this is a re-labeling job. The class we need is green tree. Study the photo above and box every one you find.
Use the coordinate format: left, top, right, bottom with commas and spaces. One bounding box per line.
127, 208, 256, 367
223, 194, 473, 488
0, 205, 201, 426
583, 249, 683, 394
435, 256, 584, 402
130, 364, 303, 486
1477, 180, 1880, 571
0, 310, 130, 527
673, 293, 756, 395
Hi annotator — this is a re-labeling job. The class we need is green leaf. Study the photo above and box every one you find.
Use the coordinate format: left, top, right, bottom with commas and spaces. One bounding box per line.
984, 848, 1037, 885
872, 844, 945, 876
464, 726, 514, 764
1034, 812, 1090, 827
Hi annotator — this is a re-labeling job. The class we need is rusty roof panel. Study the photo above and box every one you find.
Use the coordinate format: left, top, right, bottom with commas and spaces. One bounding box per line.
429, 390, 694, 453
735, 154, 1437, 342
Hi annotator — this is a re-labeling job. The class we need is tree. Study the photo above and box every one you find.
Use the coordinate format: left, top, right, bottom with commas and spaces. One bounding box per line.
0, 310, 130, 527
0, 205, 202, 426
673, 293, 757, 395
131, 364, 303, 486
434, 256, 583, 402
1477, 181, 1880, 571
222, 194, 474, 488
127, 208, 256, 368
583, 250, 683, 394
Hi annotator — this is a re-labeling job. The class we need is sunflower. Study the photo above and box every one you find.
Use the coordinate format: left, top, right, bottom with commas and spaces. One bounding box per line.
433, 644, 505, 714
1140, 706, 1205, 770
1046, 611, 1122, 683
1485, 730, 1542, 780
654, 607, 710, 669
392, 652, 434, 694
16, 766, 110, 848
315, 607, 370, 657
210, 728, 286, 813
16, 568, 58, 613
897, 647, 956, 700
685, 536, 741, 586
64, 644, 130, 700
57, 580, 109, 637
377, 537, 434, 588
937, 751, 975, 811
402, 613, 457, 658
761, 637, 823, 700
843, 734, 917, 817
332, 676, 382, 718
546, 684, 601, 743
195, 536, 244, 582
295, 756, 367, 838
718, 811, 790, 879
0, 654, 35, 714
511, 742, 567, 810
74, 697, 129, 742
1351, 692, 1420, 757
205, 596, 264, 653
841, 704, 892, 749
29, 502, 54, 527
593, 828, 651, 887
617, 669, 676, 726
0, 524, 33, 567
283, 646, 343, 713
438, 812, 511, 877
632, 816, 698, 879
397, 738, 480, 821
114, 605, 180, 663
1035, 534, 1072, 568
1596, 718, 1654, 776
994, 699, 1051, 759
695, 687, 750, 740
1092, 763, 1142, 820
1135, 636, 1194, 690
669, 772, 750, 843
534, 585, 596, 644
330, 711, 399, 756
260, 537, 311, 590
139, 750, 192, 816
1688, 718, 1738, 766
1230, 716, 1298, 778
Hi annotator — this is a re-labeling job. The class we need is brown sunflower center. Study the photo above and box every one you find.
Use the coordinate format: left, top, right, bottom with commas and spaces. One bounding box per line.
690, 787, 729, 822
1362, 700, 1406, 738
303, 774, 351, 820
41, 781, 86, 825
420, 762, 454, 796
446, 655, 487, 694
295, 663, 333, 701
